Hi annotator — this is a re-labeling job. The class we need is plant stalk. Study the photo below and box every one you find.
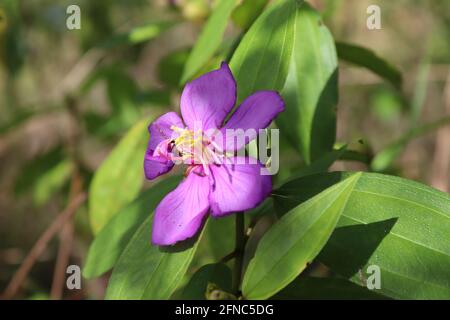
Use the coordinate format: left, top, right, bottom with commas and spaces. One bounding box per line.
232, 212, 245, 296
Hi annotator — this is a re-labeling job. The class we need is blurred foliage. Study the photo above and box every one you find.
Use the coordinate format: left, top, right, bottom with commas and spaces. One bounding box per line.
0, 0, 449, 300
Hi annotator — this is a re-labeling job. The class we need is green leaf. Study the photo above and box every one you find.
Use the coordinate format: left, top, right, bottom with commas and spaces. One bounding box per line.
230, 0, 296, 104
276, 2, 338, 164
273, 172, 450, 299
242, 173, 361, 300
371, 116, 450, 172
105, 218, 205, 300
89, 118, 149, 234
83, 176, 181, 279
181, 263, 232, 300
181, 0, 237, 84
336, 42, 403, 89
271, 276, 388, 300
203, 215, 235, 261
33, 160, 73, 206
100, 21, 173, 48
231, 0, 269, 31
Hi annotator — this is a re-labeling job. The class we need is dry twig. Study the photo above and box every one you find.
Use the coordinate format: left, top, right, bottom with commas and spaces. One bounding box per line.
1, 192, 87, 300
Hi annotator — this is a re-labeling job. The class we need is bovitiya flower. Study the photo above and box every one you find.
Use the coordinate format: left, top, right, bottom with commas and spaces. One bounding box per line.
144, 62, 284, 246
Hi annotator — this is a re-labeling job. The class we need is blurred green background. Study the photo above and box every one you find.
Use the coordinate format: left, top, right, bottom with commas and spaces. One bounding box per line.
0, 0, 449, 299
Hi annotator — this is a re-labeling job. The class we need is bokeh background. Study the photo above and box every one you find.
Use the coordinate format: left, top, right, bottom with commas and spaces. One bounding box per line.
0, 0, 449, 299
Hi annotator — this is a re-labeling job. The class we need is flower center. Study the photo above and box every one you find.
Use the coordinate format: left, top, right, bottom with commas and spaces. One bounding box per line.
170, 126, 223, 172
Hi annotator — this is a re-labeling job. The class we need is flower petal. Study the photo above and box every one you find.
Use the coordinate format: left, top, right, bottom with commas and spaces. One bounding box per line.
148, 112, 184, 152
152, 169, 211, 245
144, 112, 184, 180
144, 154, 174, 180
208, 157, 272, 217
181, 62, 236, 130
218, 91, 284, 151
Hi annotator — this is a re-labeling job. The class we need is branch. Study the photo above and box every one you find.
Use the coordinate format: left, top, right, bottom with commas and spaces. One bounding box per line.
1, 192, 87, 300
49, 95, 85, 300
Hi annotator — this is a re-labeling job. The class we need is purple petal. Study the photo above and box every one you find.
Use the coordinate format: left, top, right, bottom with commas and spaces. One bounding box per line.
218, 91, 284, 151
144, 112, 184, 180
148, 112, 184, 152
152, 169, 211, 245
144, 154, 174, 180
208, 157, 272, 217
181, 62, 236, 130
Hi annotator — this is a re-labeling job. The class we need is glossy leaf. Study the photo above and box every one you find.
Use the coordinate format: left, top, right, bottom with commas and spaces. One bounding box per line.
89, 118, 149, 234
181, 263, 232, 300
83, 176, 181, 279
242, 173, 361, 300
230, 0, 296, 104
271, 276, 388, 300
180, 0, 237, 84
105, 218, 205, 300
276, 2, 338, 164
336, 42, 403, 89
273, 172, 450, 299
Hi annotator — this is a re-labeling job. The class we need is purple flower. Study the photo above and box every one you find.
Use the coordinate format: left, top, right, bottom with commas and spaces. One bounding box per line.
144, 62, 285, 246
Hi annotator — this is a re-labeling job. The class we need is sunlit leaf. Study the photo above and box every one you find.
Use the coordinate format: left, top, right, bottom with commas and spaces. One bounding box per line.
89, 118, 149, 234
274, 172, 450, 299
242, 173, 360, 299
230, 0, 296, 104
276, 2, 338, 164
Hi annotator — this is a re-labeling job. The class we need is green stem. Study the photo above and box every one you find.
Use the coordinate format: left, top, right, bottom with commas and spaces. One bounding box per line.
232, 212, 245, 295
220, 250, 237, 263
